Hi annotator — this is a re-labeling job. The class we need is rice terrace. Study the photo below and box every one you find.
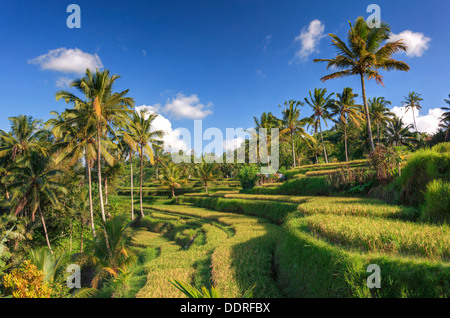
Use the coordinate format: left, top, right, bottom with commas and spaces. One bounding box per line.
0, 0, 449, 306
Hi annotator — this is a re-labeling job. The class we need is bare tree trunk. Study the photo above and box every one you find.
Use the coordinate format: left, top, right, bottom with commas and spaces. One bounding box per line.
319, 121, 328, 163
172, 187, 175, 198
130, 154, 134, 220
4, 185, 9, 200
291, 131, 296, 168
80, 221, 84, 253
105, 176, 108, 205
86, 158, 96, 238
205, 180, 208, 194
140, 146, 144, 218
344, 124, 349, 162
412, 109, 418, 132
97, 125, 106, 222
360, 74, 375, 152
377, 124, 381, 146
69, 221, 73, 253
39, 206, 53, 254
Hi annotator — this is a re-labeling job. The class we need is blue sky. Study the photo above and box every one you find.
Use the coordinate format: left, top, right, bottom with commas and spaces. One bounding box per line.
0, 0, 449, 151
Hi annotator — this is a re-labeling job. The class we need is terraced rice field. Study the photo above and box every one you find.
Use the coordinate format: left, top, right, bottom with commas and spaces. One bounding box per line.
115, 192, 450, 298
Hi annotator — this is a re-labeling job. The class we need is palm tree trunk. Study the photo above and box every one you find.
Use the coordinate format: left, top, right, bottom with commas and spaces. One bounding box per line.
360, 74, 376, 152
140, 146, 144, 218
97, 125, 106, 222
319, 121, 328, 163
39, 206, 53, 254
4, 185, 9, 200
291, 131, 296, 168
171, 187, 175, 198
155, 163, 159, 180
344, 123, 349, 162
412, 109, 418, 132
377, 124, 381, 146
204, 180, 208, 194
105, 177, 108, 206
80, 221, 84, 253
69, 221, 73, 253
86, 157, 96, 238
130, 153, 134, 220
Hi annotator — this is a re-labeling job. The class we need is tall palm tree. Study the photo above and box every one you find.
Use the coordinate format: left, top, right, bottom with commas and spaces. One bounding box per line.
253, 112, 280, 166
402, 91, 423, 132
121, 110, 164, 217
439, 95, 450, 141
7, 152, 67, 254
330, 87, 364, 162
314, 17, 410, 152
159, 163, 187, 198
0, 115, 47, 161
56, 69, 134, 222
195, 160, 217, 194
279, 100, 312, 168
50, 110, 98, 237
385, 115, 416, 147
304, 88, 335, 163
368, 97, 394, 145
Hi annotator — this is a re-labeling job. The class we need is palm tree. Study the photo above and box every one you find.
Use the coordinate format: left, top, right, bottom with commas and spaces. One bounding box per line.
7, 152, 67, 254
279, 100, 313, 168
253, 112, 280, 166
152, 144, 169, 180
50, 110, 98, 237
385, 115, 416, 147
56, 69, 134, 222
91, 215, 137, 289
121, 110, 164, 217
314, 17, 410, 152
402, 92, 423, 132
0, 115, 47, 161
304, 88, 335, 163
159, 163, 187, 198
439, 95, 450, 141
195, 160, 217, 194
368, 97, 394, 145
330, 88, 364, 162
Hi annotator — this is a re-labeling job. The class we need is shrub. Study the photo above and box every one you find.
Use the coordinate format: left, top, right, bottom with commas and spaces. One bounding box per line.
237, 165, 259, 189
399, 149, 450, 206
432, 142, 450, 154
422, 179, 450, 223
2, 260, 53, 298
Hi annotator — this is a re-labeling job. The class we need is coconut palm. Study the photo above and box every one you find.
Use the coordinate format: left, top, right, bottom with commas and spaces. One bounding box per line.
195, 160, 218, 194
90, 215, 137, 289
7, 152, 67, 254
439, 95, 450, 141
121, 110, 164, 217
159, 163, 187, 198
330, 87, 363, 162
385, 115, 416, 147
368, 97, 394, 145
402, 92, 423, 132
253, 112, 280, 166
56, 69, 134, 222
304, 88, 335, 163
50, 110, 99, 237
279, 100, 313, 168
0, 115, 47, 161
314, 17, 410, 152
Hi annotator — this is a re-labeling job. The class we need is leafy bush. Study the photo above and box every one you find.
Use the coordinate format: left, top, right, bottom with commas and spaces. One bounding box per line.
432, 142, 450, 154
422, 179, 450, 223
399, 149, 450, 206
237, 165, 259, 189
2, 260, 53, 298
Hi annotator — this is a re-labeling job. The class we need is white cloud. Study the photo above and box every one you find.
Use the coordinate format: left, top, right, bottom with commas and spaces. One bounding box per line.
223, 137, 244, 152
263, 35, 273, 51
390, 106, 443, 134
293, 20, 325, 61
163, 93, 213, 119
55, 76, 73, 88
389, 30, 431, 57
29, 48, 103, 74
135, 105, 189, 153
256, 69, 266, 78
